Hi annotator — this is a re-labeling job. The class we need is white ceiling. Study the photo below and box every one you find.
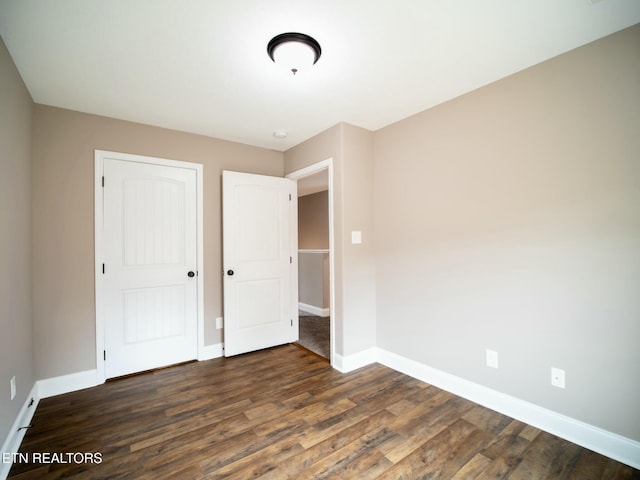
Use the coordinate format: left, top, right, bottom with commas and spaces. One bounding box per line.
1, 1, 638, 151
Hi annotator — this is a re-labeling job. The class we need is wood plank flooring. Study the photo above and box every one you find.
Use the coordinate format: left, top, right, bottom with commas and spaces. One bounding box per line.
8, 344, 640, 479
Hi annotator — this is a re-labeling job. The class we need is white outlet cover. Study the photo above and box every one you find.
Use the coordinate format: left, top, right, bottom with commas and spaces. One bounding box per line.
486, 349, 499, 369
215, 317, 223, 329
551, 367, 566, 388
351, 231, 362, 244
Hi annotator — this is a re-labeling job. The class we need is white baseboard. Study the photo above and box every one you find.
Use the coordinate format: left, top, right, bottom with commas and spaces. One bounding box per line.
376, 347, 640, 470
298, 302, 330, 317
36, 370, 99, 399
5, 349, 637, 473
0, 384, 40, 480
199, 343, 224, 361
34, 347, 226, 400
333, 347, 377, 373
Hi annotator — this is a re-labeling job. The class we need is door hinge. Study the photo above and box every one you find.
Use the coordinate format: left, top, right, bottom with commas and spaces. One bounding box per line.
102, 263, 105, 274
289, 193, 292, 201
290, 256, 292, 264
291, 319, 293, 326
103, 350, 106, 361
102, 176, 104, 187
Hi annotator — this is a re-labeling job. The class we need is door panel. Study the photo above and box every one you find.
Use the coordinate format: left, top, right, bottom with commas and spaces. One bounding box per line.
223, 171, 297, 357
123, 285, 186, 343
122, 177, 186, 266
103, 159, 197, 378
236, 279, 282, 327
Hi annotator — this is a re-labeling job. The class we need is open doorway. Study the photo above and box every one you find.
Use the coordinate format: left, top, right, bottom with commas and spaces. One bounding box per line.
297, 170, 329, 358
286, 159, 335, 364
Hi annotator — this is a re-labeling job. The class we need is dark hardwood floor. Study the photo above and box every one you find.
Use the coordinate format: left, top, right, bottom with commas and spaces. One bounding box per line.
8, 344, 639, 479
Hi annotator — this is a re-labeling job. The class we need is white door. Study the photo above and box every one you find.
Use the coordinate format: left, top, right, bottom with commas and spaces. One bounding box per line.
222, 171, 297, 356
103, 158, 198, 378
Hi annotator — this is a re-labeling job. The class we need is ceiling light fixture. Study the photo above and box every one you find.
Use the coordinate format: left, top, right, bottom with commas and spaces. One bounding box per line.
267, 32, 321, 75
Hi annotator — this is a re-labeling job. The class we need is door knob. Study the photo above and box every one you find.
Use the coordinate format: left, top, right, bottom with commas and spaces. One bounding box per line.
187, 271, 195, 278
227, 269, 234, 276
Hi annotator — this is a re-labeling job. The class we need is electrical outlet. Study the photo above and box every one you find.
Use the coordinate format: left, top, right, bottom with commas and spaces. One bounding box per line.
10, 376, 16, 400
486, 349, 499, 369
551, 367, 565, 388
216, 317, 223, 329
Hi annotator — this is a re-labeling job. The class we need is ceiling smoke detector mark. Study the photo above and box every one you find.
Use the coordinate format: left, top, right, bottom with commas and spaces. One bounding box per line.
273, 130, 287, 139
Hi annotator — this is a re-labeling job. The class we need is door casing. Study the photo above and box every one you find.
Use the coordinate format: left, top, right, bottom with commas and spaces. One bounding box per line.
286, 158, 336, 367
94, 150, 204, 383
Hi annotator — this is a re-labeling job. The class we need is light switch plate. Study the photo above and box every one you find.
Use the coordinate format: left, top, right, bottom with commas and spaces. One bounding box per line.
486, 349, 499, 369
551, 367, 565, 388
351, 231, 362, 244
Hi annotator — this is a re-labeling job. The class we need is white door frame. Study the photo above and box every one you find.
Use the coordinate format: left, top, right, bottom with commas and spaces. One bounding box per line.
94, 150, 204, 383
286, 158, 336, 367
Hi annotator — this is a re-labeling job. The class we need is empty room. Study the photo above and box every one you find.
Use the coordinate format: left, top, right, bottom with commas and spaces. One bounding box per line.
1, 1, 639, 478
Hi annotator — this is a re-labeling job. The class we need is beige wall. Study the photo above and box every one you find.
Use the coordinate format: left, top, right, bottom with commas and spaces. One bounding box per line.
0, 36, 34, 444
341, 124, 377, 355
373, 25, 640, 441
298, 190, 330, 310
298, 253, 326, 309
285, 123, 376, 357
298, 191, 329, 249
31, 105, 283, 379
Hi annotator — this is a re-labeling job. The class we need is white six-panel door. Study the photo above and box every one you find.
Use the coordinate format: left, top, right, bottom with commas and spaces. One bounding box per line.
222, 171, 297, 356
102, 158, 198, 378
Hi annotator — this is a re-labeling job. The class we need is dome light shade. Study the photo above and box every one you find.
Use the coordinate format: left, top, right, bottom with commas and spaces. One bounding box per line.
267, 32, 321, 75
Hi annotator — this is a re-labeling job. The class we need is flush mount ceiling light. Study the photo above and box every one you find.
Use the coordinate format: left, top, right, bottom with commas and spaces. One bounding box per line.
267, 32, 321, 75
